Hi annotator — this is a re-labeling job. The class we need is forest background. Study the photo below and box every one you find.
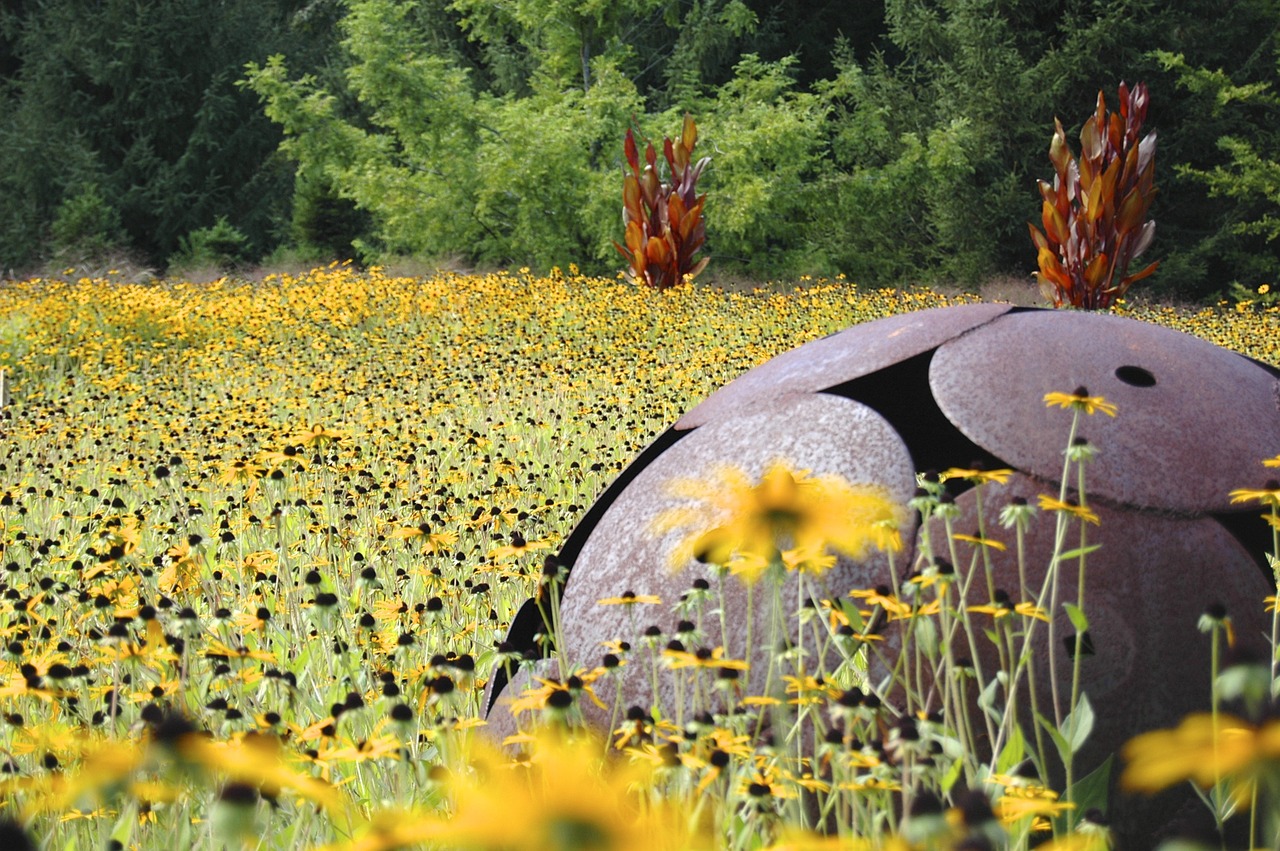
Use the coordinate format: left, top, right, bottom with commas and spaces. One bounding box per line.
0, 0, 1277, 301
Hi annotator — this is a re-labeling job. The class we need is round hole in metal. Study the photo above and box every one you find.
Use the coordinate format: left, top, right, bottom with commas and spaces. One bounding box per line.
1115, 365, 1156, 387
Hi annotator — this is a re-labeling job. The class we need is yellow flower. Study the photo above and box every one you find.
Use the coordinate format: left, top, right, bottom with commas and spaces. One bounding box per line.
1263, 454, 1280, 468
1043, 389, 1118, 417
204, 639, 276, 665
996, 788, 1074, 824
597, 591, 662, 607
292, 422, 347, 446
940, 467, 1014, 485
725, 551, 771, 584
176, 732, 340, 811
422, 730, 703, 851
316, 732, 403, 766
311, 809, 442, 851
1121, 712, 1280, 801
784, 674, 838, 705
217, 459, 266, 487
887, 600, 942, 621
850, 586, 912, 618
781, 545, 838, 574
390, 522, 459, 555
1037, 494, 1101, 525
488, 531, 553, 562
656, 460, 905, 577
1229, 481, 1280, 508
952, 532, 1009, 551
662, 646, 748, 671
505, 671, 608, 716
968, 600, 1050, 622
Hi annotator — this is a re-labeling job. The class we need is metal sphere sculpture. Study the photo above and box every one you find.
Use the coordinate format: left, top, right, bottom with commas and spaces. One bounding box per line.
486, 304, 1280, 841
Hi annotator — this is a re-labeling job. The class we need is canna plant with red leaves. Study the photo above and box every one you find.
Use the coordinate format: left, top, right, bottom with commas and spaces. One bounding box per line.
1030, 82, 1159, 309
613, 114, 710, 291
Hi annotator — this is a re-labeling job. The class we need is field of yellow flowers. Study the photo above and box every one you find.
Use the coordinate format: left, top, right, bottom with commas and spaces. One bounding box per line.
0, 265, 1275, 851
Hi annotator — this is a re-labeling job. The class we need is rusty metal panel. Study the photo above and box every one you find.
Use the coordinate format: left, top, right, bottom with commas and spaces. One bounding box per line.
676, 303, 1011, 429
929, 310, 1280, 512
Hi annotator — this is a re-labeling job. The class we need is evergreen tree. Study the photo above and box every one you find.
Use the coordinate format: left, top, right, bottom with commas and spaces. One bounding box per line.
0, 0, 337, 271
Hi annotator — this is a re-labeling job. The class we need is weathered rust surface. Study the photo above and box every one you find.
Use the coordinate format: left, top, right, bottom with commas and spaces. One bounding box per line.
929, 309, 1280, 512
676, 303, 1011, 429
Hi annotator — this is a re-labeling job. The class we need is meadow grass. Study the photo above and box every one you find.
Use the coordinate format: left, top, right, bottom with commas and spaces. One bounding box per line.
0, 265, 1275, 850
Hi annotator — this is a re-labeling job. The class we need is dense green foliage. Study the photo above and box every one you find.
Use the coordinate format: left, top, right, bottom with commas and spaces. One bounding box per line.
0, 0, 341, 272
2, 0, 1278, 298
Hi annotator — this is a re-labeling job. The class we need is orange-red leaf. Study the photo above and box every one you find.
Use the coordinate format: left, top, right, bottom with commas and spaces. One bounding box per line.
624, 128, 639, 174
1121, 260, 1159, 287
1084, 253, 1110, 289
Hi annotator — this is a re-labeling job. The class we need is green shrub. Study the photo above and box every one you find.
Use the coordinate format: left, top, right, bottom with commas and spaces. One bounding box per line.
170, 217, 251, 271
50, 184, 122, 263
696, 55, 825, 275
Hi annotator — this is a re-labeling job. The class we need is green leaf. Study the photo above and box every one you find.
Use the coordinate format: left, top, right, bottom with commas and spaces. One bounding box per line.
1063, 602, 1090, 634
1057, 544, 1103, 561
940, 753, 965, 794
111, 801, 139, 846
1067, 753, 1114, 817
914, 614, 938, 659
1052, 753, 1115, 835
978, 672, 1006, 723
978, 675, 1001, 713
1036, 709, 1072, 768
995, 724, 1026, 775
1062, 692, 1095, 754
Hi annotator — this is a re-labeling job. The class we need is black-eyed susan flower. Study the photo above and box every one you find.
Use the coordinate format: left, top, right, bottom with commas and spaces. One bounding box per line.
1043, 388, 1118, 417
662, 645, 748, 673
994, 784, 1074, 827
422, 730, 702, 851
998, 496, 1037, 530
310, 809, 442, 851
1036, 495, 1101, 525
488, 530, 553, 562
783, 674, 838, 706
597, 591, 662, 607
968, 599, 1050, 623
506, 671, 608, 717
1121, 711, 1280, 805
1230, 480, 1280, 508
952, 531, 1010, 551
655, 460, 905, 577
217, 459, 266, 487
390, 522, 459, 555
940, 466, 1014, 485
292, 423, 347, 447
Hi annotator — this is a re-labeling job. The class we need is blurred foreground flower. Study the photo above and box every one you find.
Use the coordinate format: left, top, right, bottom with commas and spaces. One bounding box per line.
656, 460, 905, 577
1121, 712, 1280, 805
328, 729, 706, 851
